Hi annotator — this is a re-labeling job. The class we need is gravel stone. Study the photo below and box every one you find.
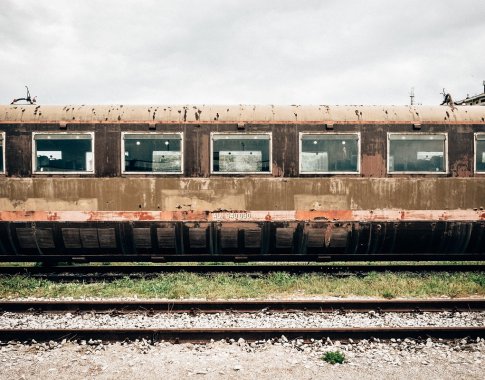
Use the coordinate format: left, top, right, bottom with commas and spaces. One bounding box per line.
3, 338, 478, 379
1, 298, 484, 378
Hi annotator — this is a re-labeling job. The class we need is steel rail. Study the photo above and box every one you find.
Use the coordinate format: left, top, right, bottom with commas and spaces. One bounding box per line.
1, 299, 484, 313
0, 254, 484, 262
0, 327, 484, 343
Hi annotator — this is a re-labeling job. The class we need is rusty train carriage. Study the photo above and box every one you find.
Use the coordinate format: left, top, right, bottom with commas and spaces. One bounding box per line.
0, 104, 484, 262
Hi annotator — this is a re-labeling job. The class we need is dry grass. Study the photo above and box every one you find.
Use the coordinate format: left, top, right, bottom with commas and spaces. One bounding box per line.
0, 272, 484, 299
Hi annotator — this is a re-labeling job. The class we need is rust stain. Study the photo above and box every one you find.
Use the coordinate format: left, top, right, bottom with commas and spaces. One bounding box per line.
324, 224, 333, 246
47, 212, 59, 221
296, 210, 353, 221
2, 105, 485, 125
134, 212, 156, 221
450, 155, 472, 177
0, 209, 483, 222
361, 154, 385, 177
272, 163, 284, 177
1, 120, 483, 125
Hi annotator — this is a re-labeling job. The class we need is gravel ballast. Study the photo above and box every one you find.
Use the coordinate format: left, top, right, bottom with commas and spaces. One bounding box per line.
2, 297, 484, 378
0, 311, 484, 329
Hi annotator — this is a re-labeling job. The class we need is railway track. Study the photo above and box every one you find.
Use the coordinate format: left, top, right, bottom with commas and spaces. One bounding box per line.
1, 327, 484, 344
1, 263, 484, 281
1, 299, 485, 313
1, 299, 484, 343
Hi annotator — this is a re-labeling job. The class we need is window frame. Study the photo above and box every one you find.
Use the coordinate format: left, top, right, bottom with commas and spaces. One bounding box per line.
32, 131, 95, 175
475, 132, 485, 174
210, 132, 272, 175
121, 132, 184, 175
387, 132, 448, 174
298, 132, 361, 175
0, 132, 5, 174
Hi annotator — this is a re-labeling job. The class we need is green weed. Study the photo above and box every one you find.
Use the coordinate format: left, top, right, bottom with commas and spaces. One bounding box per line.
322, 351, 345, 364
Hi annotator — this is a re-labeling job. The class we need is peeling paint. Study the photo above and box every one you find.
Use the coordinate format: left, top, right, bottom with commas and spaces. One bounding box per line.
0, 178, 483, 212
2, 105, 485, 124
0, 209, 482, 222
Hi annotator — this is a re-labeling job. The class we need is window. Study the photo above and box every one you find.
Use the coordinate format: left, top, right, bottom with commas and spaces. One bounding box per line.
211, 133, 271, 174
122, 133, 182, 173
388, 133, 447, 173
300, 133, 360, 174
33, 133, 94, 173
0, 132, 4, 173
476, 133, 485, 173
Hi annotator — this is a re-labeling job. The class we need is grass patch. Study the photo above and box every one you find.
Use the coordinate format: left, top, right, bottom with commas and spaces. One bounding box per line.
321, 351, 345, 364
382, 290, 395, 299
0, 272, 484, 299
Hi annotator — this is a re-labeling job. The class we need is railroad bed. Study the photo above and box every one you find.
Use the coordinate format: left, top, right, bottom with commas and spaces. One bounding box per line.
1, 299, 484, 343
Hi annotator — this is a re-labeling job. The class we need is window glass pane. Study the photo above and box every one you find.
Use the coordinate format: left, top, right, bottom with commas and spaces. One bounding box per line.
124, 134, 181, 173
212, 134, 270, 173
389, 134, 446, 172
0, 135, 3, 172
35, 134, 93, 172
477, 135, 485, 172
301, 134, 359, 173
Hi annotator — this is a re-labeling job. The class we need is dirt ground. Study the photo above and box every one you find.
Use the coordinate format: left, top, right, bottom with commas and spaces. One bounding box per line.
0, 339, 483, 380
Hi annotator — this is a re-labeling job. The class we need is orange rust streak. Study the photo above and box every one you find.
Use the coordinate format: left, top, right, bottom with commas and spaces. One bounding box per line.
296, 210, 353, 221
0, 210, 482, 222
0, 211, 59, 222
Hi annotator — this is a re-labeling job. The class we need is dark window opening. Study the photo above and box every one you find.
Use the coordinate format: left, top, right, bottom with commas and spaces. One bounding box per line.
301, 134, 359, 173
389, 134, 446, 173
212, 134, 271, 173
123, 134, 182, 173
34, 134, 93, 173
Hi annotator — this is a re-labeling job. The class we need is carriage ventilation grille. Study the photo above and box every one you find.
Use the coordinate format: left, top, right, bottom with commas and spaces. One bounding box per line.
4, 222, 481, 255
16, 228, 55, 249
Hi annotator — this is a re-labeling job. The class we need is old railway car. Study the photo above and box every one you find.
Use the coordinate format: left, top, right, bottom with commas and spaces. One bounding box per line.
0, 104, 484, 263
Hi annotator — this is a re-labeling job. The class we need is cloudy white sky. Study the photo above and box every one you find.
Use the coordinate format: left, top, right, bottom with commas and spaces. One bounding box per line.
1, 0, 484, 105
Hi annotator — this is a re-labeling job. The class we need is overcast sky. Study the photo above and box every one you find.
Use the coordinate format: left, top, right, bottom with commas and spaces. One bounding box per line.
1, 0, 484, 106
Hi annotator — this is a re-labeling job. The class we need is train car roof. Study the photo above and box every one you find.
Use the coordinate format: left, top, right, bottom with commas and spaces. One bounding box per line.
1, 104, 484, 124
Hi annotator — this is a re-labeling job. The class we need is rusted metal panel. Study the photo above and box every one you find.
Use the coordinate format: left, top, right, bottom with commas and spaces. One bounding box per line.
79, 228, 98, 248
1, 220, 483, 256
95, 123, 121, 177
275, 227, 294, 248
4, 125, 33, 177
61, 228, 82, 248
0, 209, 483, 222
448, 129, 474, 177
188, 227, 208, 248
0, 178, 484, 211
1, 105, 485, 125
133, 228, 151, 249
243, 228, 261, 248
361, 154, 386, 177
220, 228, 238, 248
157, 227, 176, 248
